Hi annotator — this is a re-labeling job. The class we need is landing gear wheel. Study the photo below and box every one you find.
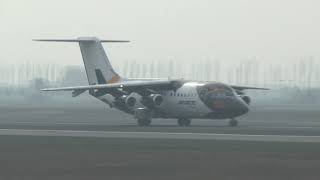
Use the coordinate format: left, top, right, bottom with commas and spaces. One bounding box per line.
178, 118, 191, 127
135, 108, 152, 127
137, 118, 151, 126
184, 119, 191, 126
229, 118, 238, 127
144, 119, 151, 126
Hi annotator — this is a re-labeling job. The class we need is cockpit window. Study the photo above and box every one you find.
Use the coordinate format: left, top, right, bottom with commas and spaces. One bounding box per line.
224, 90, 234, 96
196, 83, 235, 110
197, 83, 235, 101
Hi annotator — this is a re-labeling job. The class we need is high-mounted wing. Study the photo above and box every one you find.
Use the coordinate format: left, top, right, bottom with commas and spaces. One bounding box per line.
231, 85, 269, 91
42, 80, 183, 97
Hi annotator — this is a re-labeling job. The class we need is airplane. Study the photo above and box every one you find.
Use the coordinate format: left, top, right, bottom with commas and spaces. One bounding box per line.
34, 37, 268, 127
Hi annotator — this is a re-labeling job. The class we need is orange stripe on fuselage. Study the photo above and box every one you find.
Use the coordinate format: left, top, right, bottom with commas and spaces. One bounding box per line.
107, 75, 121, 84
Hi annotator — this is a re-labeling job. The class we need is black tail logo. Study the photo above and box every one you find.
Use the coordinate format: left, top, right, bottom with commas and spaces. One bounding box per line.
95, 69, 107, 84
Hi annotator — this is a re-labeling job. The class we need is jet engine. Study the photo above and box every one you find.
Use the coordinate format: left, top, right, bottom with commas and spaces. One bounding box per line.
141, 94, 163, 107
115, 95, 137, 108
151, 94, 164, 106
241, 95, 251, 105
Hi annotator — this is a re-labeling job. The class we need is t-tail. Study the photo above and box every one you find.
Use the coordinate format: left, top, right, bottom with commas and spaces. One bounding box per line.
33, 37, 129, 85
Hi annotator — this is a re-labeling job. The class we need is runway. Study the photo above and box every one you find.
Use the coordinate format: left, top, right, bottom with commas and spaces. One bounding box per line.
2, 129, 320, 143
1, 105, 320, 136
1, 105, 320, 180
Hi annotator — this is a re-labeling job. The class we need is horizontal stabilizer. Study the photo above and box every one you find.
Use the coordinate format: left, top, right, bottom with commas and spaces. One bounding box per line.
33, 37, 129, 43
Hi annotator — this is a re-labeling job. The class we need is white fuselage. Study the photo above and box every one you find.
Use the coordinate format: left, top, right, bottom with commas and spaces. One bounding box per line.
95, 81, 248, 119
157, 82, 211, 118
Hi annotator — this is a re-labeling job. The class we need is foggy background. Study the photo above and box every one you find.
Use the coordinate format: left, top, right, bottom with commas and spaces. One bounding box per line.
1, 0, 320, 107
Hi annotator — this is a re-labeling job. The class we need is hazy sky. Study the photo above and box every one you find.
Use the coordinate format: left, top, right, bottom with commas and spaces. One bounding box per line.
1, 0, 320, 66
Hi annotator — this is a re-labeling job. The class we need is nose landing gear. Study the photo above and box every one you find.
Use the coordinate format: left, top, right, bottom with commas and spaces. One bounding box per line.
229, 118, 238, 127
178, 118, 191, 127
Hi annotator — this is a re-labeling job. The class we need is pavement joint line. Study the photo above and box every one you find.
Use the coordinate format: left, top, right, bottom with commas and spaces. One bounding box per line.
2, 123, 320, 129
0, 129, 320, 143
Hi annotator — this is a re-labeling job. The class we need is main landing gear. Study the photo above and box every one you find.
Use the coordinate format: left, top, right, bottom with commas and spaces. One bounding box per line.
178, 118, 191, 127
229, 118, 238, 127
135, 108, 152, 127
137, 118, 151, 126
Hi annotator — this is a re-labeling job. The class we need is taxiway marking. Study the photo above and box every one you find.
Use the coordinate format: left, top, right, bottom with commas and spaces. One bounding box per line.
0, 129, 320, 143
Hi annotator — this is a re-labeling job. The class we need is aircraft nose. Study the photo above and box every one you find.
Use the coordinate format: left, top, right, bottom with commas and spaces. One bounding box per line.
239, 101, 249, 114
204, 96, 250, 119
235, 98, 249, 115
210, 97, 249, 117
228, 98, 249, 116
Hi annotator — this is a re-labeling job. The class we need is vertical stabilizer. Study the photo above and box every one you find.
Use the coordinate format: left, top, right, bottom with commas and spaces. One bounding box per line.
33, 37, 130, 85
77, 37, 121, 85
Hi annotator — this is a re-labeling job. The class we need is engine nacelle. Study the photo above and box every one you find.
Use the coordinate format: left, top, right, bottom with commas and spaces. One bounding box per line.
126, 96, 137, 107
241, 95, 251, 105
115, 95, 137, 108
141, 94, 163, 107
151, 94, 164, 106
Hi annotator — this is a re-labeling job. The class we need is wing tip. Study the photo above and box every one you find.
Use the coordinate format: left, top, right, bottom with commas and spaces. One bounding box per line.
231, 85, 270, 91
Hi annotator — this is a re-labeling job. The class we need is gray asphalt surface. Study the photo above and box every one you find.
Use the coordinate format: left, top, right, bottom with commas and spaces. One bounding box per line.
1, 104, 320, 180
0, 105, 320, 136
2, 129, 320, 142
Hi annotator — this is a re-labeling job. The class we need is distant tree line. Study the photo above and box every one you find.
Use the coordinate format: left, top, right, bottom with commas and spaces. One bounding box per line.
1, 57, 320, 89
